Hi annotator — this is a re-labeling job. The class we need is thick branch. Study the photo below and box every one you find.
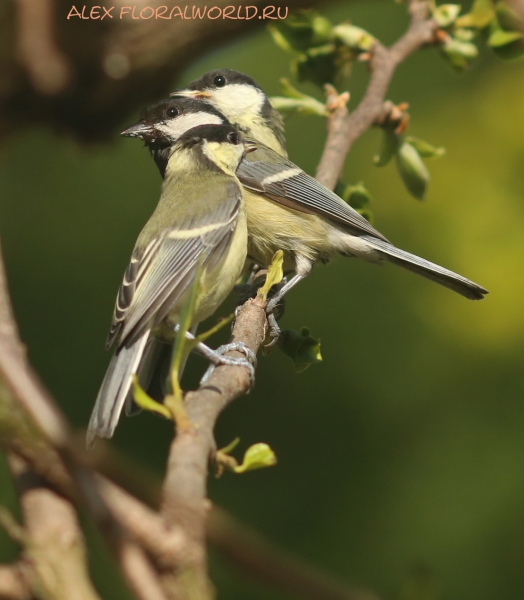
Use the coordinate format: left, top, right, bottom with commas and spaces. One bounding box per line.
315, 1, 438, 190
6, 453, 101, 600
159, 298, 267, 598
0, 564, 30, 600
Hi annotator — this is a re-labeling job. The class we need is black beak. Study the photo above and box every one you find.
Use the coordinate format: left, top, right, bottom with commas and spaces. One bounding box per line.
120, 121, 152, 139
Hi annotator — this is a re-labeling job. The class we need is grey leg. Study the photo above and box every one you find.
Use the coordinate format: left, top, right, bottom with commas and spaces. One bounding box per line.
168, 327, 256, 386
199, 342, 257, 387
265, 273, 305, 346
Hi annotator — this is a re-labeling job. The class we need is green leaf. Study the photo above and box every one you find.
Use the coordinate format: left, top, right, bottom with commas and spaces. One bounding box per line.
268, 10, 332, 53
270, 96, 327, 116
293, 44, 340, 87
272, 79, 328, 115
131, 376, 172, 419
395, 142, 430, 201
333, 24, 375, 50
279, 78, 309, 99
488, 28, 524, 47
258, 250, 284, 300
433, 4, 462, 27
268, 25, 296, 54
455, 0, 494, 28
341, 181, 373, 209
453, 28, 476, 41
405, 136, 446, 159
280, 327, 322, 373
441, 38, 479, 70
234, 443, 277, 473
374, 129, 400, 167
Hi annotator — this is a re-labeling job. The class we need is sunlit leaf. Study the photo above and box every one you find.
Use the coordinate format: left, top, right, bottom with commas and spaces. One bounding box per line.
395, 141, 430, 200
258, 250, 284, 301
234, 443, 278, 473
374, 129, 400, 167
333, 24, 375, 50
433, 4, 462, 27
455, 0, 494, 28
488, 28, 524, 47
441, 38, 479, 70
405, 136, 446, 159
131, 376, 172, 419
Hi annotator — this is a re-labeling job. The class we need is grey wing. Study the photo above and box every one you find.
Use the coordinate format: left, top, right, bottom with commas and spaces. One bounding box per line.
107, 189, 241, 351
237, 147, 389, 243
88, 184, 241, 445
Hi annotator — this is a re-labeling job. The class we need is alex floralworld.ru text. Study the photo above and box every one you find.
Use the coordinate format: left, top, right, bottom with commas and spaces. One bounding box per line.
67, 5, 289, 20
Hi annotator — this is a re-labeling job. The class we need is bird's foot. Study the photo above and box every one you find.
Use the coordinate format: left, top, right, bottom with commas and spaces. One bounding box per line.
200, 342, 257, 388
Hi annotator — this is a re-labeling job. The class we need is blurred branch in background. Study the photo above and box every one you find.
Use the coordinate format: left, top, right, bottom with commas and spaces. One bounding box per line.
0, 0, 349, 141
0, 238, 383, 598
508, 0, 524, 22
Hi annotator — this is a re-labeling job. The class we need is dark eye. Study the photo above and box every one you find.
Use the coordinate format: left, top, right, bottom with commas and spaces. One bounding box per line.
213, 75, 226, 87
166, 106, 179, 118
227, 131, 239, 145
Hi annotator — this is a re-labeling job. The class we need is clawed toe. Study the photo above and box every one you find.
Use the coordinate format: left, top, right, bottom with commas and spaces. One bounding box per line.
200, 342, 257, 388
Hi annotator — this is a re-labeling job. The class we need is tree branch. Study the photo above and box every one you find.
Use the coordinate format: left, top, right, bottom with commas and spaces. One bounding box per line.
159, 298, 268, 598
315, 0, 438, 190
0, 564, 31, 600
5, 452, 101, 600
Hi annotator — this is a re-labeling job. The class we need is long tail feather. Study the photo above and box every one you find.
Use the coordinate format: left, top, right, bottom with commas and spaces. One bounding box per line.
87, 330, 150, 447
362, 236, 488, 300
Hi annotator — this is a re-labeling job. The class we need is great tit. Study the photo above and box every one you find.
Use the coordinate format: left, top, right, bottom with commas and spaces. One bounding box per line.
174, 69, 288, 157
122, 97, 488, 312
87, 124, 254, 446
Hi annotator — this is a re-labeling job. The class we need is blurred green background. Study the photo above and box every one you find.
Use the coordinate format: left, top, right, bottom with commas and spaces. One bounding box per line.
1, 1, 524, 599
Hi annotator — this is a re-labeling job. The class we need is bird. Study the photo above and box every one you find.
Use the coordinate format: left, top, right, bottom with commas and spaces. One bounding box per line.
121, 95, 488, 330
174, 68, 288, 157
87, 123, 256, 446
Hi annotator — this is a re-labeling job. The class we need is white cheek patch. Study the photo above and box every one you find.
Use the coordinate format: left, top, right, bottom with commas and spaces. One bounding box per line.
158, 112, 224, 142
210, 84, 265, 119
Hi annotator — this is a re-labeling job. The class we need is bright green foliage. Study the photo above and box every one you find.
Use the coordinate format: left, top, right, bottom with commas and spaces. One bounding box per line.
268, 9, 374, 86
404, 137, 446, 159
396, 141, 430, 201
374, 129, 399, 167
258, 250, 284, 301
279, 327, 322, 373
270, 79, 327, 116
441, 37, 479, 70
234, 443, 278, 473
489, 2, 524, 60
131, 376, 172, 419
332, 24, 375, 51
432, 4, 462, 27
335, 181, 374, 223
373, 129, 444, 200
215, 440, 277, 475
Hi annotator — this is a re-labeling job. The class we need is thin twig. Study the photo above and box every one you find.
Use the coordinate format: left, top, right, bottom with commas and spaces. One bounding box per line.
315, 1, 438, 190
